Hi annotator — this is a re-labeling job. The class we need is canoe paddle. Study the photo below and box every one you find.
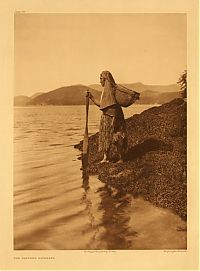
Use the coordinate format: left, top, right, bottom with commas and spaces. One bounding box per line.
82, 90, 90, 169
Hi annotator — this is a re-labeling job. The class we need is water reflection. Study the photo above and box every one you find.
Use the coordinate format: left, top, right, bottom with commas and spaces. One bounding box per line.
82, 169, 89, 191
98, 186, 138, 250
81, 172, 137, 250
81, 170, 101, 249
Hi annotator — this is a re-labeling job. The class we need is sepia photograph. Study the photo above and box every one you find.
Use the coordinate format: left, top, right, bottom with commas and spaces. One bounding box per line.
0, 0, 199, 269
14, 12, 188, 251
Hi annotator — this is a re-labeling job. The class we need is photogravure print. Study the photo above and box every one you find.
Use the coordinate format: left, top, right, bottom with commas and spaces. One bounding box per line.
0, 1, 198, 270
14, 13, 187, 250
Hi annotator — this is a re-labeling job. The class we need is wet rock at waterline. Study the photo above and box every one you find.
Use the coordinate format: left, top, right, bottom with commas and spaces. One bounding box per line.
75, 98, 187, 220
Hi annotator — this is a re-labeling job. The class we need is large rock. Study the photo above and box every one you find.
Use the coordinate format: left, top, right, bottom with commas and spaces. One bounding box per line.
75, 98, 187, 220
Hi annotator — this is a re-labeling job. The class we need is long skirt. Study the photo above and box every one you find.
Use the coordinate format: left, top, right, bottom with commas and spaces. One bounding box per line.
99, 105, 127, 160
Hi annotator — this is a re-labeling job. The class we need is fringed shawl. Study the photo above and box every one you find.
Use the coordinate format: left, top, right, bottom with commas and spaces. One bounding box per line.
100, 71, 117, 110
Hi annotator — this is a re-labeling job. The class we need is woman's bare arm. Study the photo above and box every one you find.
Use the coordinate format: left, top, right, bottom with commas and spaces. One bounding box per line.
89, 93, 100, 107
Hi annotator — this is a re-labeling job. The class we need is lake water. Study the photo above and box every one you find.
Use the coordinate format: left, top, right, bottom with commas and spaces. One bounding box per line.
14, 105, 186, 250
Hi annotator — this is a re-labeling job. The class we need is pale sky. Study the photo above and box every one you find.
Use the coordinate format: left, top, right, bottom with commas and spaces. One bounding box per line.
14, 13, 186, 96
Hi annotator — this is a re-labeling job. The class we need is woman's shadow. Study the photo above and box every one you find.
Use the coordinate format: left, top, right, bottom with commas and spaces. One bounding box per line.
125, 138, 172, 161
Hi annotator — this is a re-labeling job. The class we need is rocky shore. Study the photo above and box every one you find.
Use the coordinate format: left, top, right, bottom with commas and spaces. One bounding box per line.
75, 98, 187, 220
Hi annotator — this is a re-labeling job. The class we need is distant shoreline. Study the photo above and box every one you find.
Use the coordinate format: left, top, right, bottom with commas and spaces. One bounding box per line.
14, 103, 161, 107
14, 83, 182, 106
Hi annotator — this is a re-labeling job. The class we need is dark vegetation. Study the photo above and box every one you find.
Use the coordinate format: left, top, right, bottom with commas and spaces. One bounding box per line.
177, 70, 187, 98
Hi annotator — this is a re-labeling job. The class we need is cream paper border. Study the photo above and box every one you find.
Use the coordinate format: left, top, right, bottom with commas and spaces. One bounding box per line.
0, 0, 199, 270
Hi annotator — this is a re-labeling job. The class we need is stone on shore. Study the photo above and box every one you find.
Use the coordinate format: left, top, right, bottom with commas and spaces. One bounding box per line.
75, 98, 187, 220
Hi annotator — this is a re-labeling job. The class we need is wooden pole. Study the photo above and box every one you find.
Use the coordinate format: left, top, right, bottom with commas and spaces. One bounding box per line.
82, 90, 90, 169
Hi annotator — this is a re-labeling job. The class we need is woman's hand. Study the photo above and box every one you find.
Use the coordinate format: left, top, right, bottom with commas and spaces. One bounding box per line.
88, 92, 94, 101
87, 92, 100, 107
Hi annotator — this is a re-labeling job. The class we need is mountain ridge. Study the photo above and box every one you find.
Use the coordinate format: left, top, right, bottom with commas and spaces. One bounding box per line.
14, 83, 182, 106
89, 82, 180, 93
27, 85, 100, 106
